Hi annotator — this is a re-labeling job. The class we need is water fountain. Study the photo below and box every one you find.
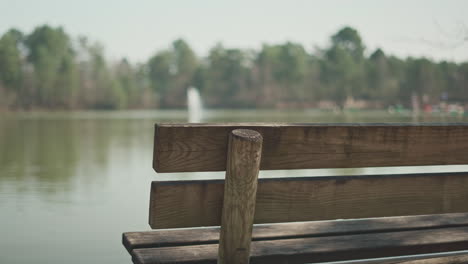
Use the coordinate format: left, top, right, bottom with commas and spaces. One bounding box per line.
187, 87, 203, 123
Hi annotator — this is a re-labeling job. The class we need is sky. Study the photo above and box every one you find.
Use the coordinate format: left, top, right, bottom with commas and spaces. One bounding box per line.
1, 0, 467, 63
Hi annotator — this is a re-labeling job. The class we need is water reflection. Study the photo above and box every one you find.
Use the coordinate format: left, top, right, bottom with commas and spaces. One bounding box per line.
0, 111, 185, 196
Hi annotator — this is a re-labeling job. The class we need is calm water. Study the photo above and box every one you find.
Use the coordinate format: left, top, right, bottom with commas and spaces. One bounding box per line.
1, 109, 468, 264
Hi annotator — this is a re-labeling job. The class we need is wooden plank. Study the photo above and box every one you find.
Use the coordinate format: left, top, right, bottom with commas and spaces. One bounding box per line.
123, 213, 468, 252
316, 250, 468, 263
218, 129, 263, 264
131, 226, 468, 264
149, 172, 468, 229
153, 123, 468, 172
392, 254, 468, 264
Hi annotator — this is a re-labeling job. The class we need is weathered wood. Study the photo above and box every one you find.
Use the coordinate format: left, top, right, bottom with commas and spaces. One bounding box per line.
218, 129, 263, 264
122, 123, 468, 263
392, 253, 468, 263
124, 213, 468, 253
153, 123, 468, 172
149, 172, 468, 229
131, 226, 468, 264
317, 251, 468, 263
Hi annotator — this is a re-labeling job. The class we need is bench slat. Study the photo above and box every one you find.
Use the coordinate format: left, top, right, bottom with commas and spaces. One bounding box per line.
124, 213, 468, 253
153, 123, 468, 172
391, 254, 468, 264
132, 226, 468, 264
149, 172, 468, 229
317, 250, 468, 263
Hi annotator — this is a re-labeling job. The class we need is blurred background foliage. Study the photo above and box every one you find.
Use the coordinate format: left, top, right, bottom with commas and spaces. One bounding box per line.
0, 25, 467, 111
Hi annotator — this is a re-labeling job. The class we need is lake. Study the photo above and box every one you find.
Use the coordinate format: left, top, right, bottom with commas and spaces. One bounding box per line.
1, 109, 468, 264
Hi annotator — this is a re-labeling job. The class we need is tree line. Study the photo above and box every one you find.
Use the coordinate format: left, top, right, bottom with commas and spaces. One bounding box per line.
0, 25, 467, 110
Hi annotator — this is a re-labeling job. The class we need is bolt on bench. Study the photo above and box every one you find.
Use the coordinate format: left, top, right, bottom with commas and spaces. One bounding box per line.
123, 123, 468, 264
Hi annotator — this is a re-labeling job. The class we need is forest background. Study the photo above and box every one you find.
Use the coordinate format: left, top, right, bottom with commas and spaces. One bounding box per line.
0, 25, 467, 111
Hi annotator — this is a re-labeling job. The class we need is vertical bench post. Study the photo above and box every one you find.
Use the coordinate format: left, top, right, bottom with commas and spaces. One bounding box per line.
218, 129, 263, 264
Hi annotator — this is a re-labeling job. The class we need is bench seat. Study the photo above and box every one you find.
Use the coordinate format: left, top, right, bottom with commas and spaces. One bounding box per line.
123, 213, 468, 264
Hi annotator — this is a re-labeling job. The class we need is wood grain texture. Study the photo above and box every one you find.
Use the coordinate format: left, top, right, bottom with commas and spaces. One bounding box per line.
392, 254, 468, 264
149, 172, 468, 229
153, 123, 468, 172
131, 226, 468, 264
218, 129, 262, 264
313, 251, 468, 264
124, 213, 468, 252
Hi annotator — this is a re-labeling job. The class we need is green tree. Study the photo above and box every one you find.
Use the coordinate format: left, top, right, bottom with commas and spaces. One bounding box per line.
274, 42, 309, 105
25, 25, 77, 108
366, 49, 399, 105
451, 63, 468, 102
321, 27, 367, 108
254, 42, 310, 107
205, 44, 254, 107
0, 29, 23, 88
400, 58, 440, 107
147, 39, 198, 108
254, 44, 281, 107
148, 50, 172, 107
88, 42, 125, 109
331, 26, 365, 61
0, 29, 24, 108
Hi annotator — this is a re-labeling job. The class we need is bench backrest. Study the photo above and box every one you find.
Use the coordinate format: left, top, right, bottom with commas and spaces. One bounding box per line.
150, 123, 468, 229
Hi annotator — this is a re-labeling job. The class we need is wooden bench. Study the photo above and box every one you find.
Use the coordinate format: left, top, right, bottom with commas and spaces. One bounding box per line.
123, 123, 468, 264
